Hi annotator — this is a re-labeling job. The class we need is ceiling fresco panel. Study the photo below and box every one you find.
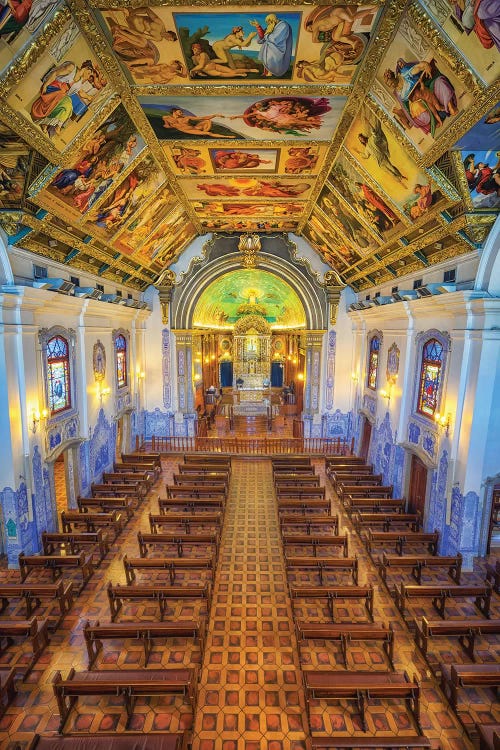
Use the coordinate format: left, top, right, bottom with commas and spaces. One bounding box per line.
113, 186, 177, 255
178, 175, 315, 201
5, 20, 110, 154
0, 0, 61, 71
139, 95, 347, 141
371, 7, 479, 158
29, 102, 146, 221
343, 103, 451, 219
420, 0, 499, 85
452, 101, 500, 150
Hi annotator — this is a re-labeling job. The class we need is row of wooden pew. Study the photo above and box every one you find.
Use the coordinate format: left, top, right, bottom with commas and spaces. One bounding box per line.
50, 453, 231, 738
330, 454, 500, 746
273, 455, 429, 750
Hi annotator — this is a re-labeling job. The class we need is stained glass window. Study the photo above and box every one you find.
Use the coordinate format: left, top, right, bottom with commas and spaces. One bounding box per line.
47, 335, 71, 414
417, 338, 443, 417
367, 336, 380, 390
115, 334, 127, 388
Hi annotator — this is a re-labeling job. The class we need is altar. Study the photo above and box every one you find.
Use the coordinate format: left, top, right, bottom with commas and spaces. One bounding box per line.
233, 314, 271, 390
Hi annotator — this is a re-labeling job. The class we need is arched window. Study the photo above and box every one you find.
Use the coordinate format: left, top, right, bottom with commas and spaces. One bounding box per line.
115, 334, 127, 388
417, 338, 444, 417
367, 336, 380, 390
47, 335, 71, 414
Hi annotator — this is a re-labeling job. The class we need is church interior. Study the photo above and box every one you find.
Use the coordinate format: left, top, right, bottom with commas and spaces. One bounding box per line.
0, 0, 499, 748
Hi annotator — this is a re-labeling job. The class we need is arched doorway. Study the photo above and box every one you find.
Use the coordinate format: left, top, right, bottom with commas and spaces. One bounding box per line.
408, 453, 429, 516
359, 417, 372, 462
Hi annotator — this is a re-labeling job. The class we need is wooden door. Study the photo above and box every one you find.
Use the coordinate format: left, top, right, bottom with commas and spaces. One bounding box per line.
408, 454, 428, 516
359, 419, 372, 462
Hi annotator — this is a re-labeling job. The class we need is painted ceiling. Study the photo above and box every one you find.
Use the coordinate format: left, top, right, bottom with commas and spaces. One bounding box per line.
192, 268, 306, 328
0, 1, 498, 291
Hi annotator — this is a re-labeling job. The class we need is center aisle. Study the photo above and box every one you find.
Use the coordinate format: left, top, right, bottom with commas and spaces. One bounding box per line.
192, 458, 308, 750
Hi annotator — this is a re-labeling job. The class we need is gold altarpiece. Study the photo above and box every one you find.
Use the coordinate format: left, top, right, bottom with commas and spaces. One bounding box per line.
233, 315, 271, 390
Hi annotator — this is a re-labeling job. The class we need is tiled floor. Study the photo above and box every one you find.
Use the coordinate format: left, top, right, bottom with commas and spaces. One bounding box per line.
0, 456, 498, 749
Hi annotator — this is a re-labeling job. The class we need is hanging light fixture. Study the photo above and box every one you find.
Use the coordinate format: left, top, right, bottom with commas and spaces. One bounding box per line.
238, 233, 261, 268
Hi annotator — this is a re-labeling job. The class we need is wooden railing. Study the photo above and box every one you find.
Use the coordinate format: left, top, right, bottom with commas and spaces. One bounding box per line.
146, 435, 353, 456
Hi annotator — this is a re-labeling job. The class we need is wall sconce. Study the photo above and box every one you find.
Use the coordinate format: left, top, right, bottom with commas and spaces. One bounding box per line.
31, 408, 48, 433
297, 372, 304, 381
136, 369, 145, 381
435, 411, 451, 436
194, 373, 201, 382
351, 372, 359, 383
380, 384, 393, 405
97, 382, 111, 403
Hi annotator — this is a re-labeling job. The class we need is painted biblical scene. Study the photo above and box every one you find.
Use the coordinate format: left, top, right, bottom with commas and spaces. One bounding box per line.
179, 176, 314, 201
173, 10, 300, 81
309, 208, 362, 266
330, 152, 405, 239
149, 208, 196, 263
32, 104, 146, 222
344, 106, 445, 218
282, 144, 327, 174
139, 95, 346, 141
296, 4, 380, 84
192, 200, 305, 218
303, 222, 360, 272
200, 217, 298, 232
318, 181, 379, 253
0, 0, 60, 70
210, 149, 279, 173
420, 0, 499, 85
453, 101, 500, 150
0, 143, 31, 208
461, 149, 500, 209
114, 186, 176, 256
373, 14, 476, 156
6, 21, 109, 152
84, 154, 165, 239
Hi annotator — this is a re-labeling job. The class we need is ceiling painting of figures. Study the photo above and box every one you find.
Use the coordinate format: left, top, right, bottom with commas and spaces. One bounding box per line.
179, 176, 315, 201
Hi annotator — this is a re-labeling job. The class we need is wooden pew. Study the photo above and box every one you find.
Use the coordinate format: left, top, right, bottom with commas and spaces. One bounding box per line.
173, 473, 229, 491
326, 463, 373, 476
272, 456, 311, 466
77, 495, 134, 521
485, 559, 500, 594
276, 487, 326, 500
91, 482, 143, 502
166, 485, 226, 500
18, 551, 94, 593
344, 497, 406, 516
352, 512, 420, 533
137, 530, 219, 559
24, 731, 189, 750
440, 663, 500, 711
83, 618, 205, 668
41, 530, 110, 564
149, 512, 222, 535
113, 462, 157, 482
365, 530, 439, 557
52, 666, 199, 732
282, 533, 348, 557
275, 475, 320, 488
338, 484, 393, 503
325, 455, 366, 467
273, 465, 315, 475
290, 585, 374, 621
280, 514, 339, 536
122, 451, 161, 471
61, 510, 123, 540
184, 453, 231, 465
107, 581, 211, 621
178, 464, 230, 478
295, 620, 394, 669
415, 616, 500, 661
303, 670, 421, 733
310, 737, 432, 749
103, 471, 151, 496
0, 581, 73, 627
0, 667, 16, 719
159, 497, 225, 513
286, 556, 359, 585
478, 723, 500, 750
123, 554, 215, 585
394, 582, 492, 619
379, 552, 462, 584
0, 617, 50, 676
331, 473, 383, 489
277, 499, 331, 514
